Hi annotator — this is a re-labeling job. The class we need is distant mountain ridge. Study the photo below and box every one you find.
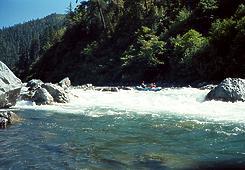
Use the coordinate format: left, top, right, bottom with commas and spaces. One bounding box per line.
0, 13, 65, 72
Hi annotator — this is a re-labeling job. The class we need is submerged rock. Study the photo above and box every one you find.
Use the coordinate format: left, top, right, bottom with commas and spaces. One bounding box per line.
0, 61, 22, 108
206, 78, 245, 102
58, 77, 71, 89
0, 111, 21, 128
42, 83, 69, 103
32, 87, 54, 105
95, 87, 119, 92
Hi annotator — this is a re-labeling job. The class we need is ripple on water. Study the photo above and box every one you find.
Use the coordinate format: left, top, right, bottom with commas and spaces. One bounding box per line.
6, 88, 245, 169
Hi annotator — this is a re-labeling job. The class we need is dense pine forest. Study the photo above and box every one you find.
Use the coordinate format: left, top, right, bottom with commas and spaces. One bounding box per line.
2, 0, 245, 85
0, 13, 65, 79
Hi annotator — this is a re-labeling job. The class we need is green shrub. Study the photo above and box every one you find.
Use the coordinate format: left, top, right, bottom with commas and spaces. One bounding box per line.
121, 26, 166, 80
209, 18, 236, 42
199, 0, 218, 13
175, 7, 191, 22
171, 29, 208, 65
235, 4, 245, 18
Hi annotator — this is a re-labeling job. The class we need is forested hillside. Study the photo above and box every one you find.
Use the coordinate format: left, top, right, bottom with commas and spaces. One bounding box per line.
28, 0, 245, 85
0, 13, 65, 79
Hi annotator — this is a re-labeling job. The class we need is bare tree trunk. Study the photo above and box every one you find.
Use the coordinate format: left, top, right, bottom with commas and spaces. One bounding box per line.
97, 0, 107, 30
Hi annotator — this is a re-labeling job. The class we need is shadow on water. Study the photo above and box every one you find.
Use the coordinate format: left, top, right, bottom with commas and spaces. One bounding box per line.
98, 158, 129, 169
185, 160, 245, 170
133, 159, 168, 170
132, 158, 245, 170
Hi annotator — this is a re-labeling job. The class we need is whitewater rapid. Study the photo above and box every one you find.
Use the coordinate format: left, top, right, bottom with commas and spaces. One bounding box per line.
14, 88, 245, 123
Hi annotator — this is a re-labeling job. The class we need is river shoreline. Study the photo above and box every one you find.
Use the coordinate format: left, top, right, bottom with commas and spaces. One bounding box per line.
73, 78, 220, 90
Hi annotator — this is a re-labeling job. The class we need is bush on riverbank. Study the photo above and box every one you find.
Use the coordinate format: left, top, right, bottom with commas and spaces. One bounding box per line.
24, 1, 245, 85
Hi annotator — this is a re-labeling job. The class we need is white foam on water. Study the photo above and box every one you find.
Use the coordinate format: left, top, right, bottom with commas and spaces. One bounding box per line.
14, 88, 245, 123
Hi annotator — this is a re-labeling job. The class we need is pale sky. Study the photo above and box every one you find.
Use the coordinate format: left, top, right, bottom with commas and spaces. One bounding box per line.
0, 0, 78, 28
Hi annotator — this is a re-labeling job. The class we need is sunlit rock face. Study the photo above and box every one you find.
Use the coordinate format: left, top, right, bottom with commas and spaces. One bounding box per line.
42, 83, 69, 103
32, 87, 54, 105
0, 61, 22, 108
206, 78, 245, 102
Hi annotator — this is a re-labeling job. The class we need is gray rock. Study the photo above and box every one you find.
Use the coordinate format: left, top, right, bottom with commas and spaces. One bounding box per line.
96, 87, 119, 92
20, 91, 34, 101
42, 83, 69, 103
0, 61, 22, 108
26, 79, 43, 90
32, 87, 54, 105
196, 82, 208, 88
81, 84, 94, 90
58, 77, 71, 89
118, 86, 132, 90
0, 117, 8, 128
205, 78, 245, 102
200, 84, 217, 90
105, 87, 119, 92
19, 86, 34, 101
0, 111, 21, 128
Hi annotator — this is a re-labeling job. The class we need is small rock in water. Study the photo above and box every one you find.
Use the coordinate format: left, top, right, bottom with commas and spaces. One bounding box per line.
0, 111, 21, 128
81, 84, 94, 90
200, 84, 217, 90
101, 87, 119, 92
0, 117, 8, 128
58, 77, 71, 89
118, 86, 132, 90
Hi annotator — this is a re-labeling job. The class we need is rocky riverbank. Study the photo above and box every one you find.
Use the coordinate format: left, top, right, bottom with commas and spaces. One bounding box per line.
20, 77, 71, 105
0, 61, 22, 128
1, 57, 244, 129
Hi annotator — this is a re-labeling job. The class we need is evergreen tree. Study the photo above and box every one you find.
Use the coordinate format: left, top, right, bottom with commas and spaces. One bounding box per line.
65, 2, 75, 27
0, 13, 65, 71
29, 38, 40, 63
17, 45, 29, 72
19, 0, 245, 84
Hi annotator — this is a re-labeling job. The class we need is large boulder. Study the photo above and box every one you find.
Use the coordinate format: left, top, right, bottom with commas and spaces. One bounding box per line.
32, 87, 54, 105
0, 61, 22, 108
26, 79, 43, 90
206, 78, 245, 102
42, 83, 69, 103
58, 77, 71, 89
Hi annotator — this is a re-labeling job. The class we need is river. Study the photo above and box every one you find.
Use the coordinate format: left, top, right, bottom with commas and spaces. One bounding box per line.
1, 88, 245, 169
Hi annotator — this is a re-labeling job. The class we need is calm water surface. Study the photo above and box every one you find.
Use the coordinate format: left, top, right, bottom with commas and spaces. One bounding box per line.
1, 88, 245, 169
